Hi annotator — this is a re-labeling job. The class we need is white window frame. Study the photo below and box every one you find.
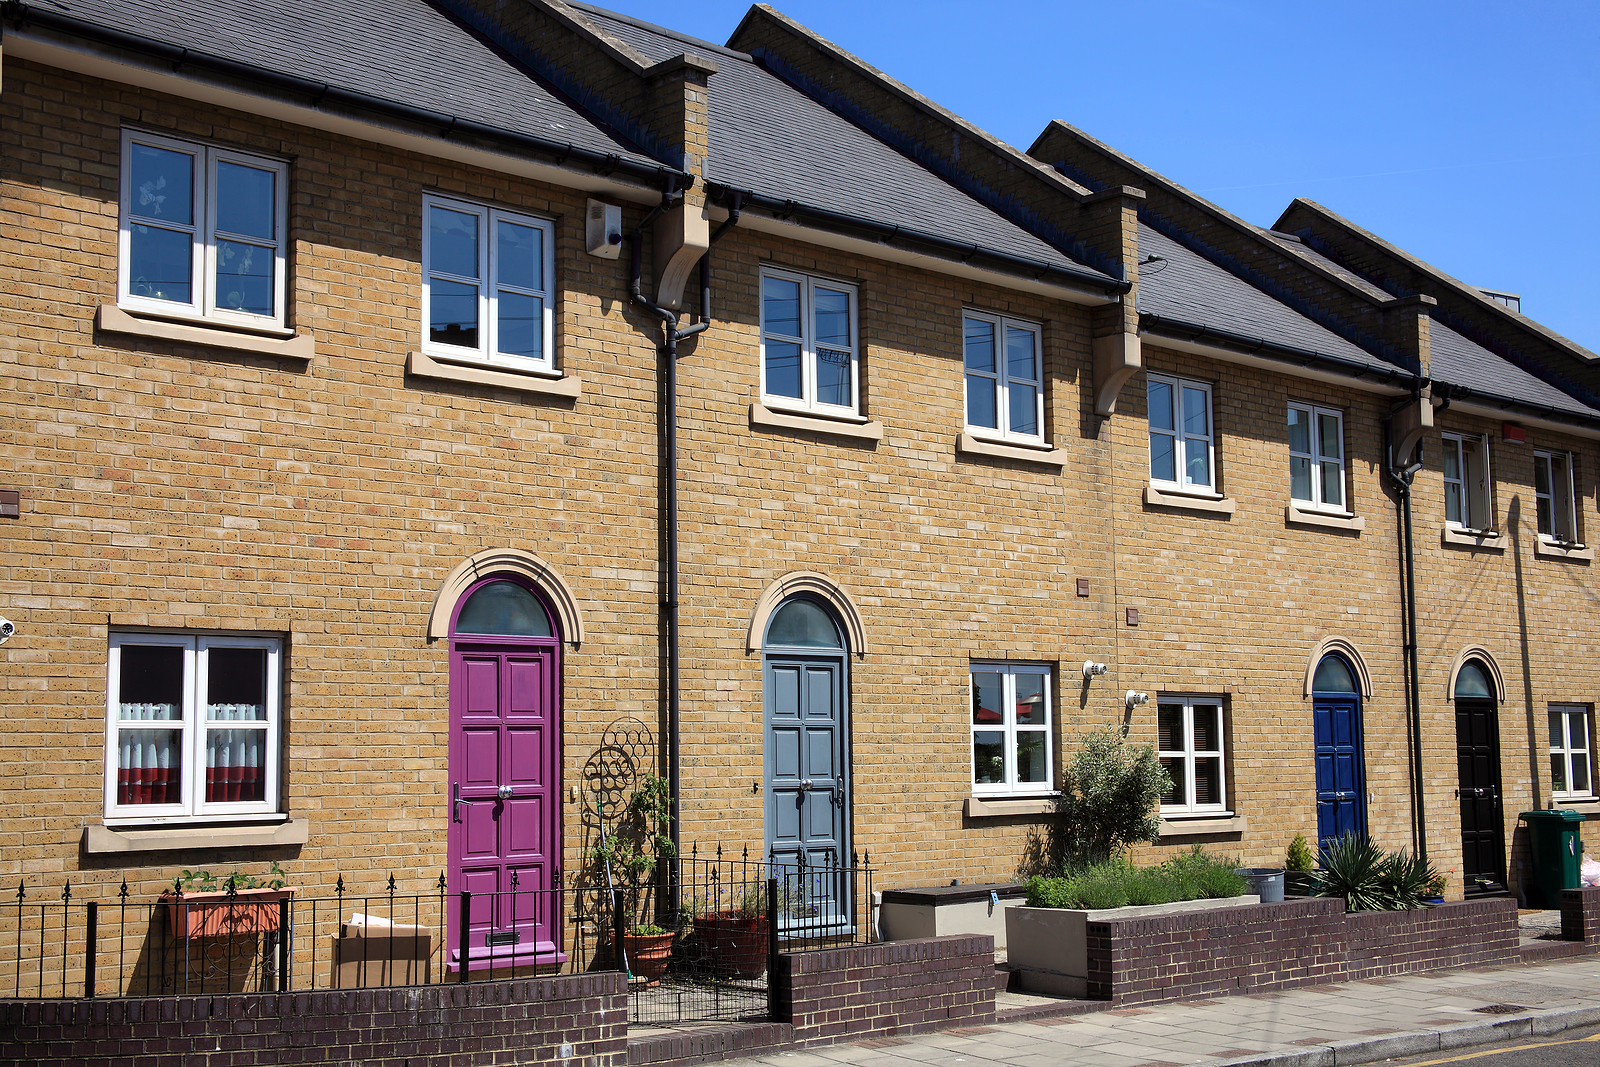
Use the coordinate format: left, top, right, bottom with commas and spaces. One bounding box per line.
1550, 704, 1594, 800
969, 662, 1053, 796
118, 129, 289, 330
1157, 695, 1228, 815
1288, 403, 1347, 512
1534, 449, 1579, 544
104, 633, 282, 825
1442, 432, 1494, 531
962, 311, 1044, 445
421, 194, 557, 375
758, 266, 860, 416
1147, 374, 1216, 493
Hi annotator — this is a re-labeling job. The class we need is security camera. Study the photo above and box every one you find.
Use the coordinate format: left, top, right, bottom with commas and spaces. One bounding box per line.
0, 618, 13, 645
1082, 661, 1108, 680
1125, 690, 1150, 710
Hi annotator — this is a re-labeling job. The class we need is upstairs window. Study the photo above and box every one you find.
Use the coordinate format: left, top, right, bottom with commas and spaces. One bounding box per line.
1288, 404, 1346, 511
105, 633, 282, 824
422, 195, 556, 373
1534, 450, 1578, 543
1158, 696, 1227, 815
1442, 432, 1493, 531
1551, 705, 1594, 800
118, 130, 288, 329
760, 268, 859, 416
970, 664, 1052, 795
963, 312, 1043, 444
1148, 374, 1214, 492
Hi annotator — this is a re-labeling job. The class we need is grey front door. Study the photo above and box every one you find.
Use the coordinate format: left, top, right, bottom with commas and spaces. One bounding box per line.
762, 597, 850, 929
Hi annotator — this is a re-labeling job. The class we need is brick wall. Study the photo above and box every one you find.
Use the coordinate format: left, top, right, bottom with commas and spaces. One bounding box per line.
1559, 886, 1600, 946
1076, 897, 1519, 1005
1345, 897, 1519, 978
1084, 898, 1346, 1004
0, 971, 627, 1067
773, 935, 995, 1045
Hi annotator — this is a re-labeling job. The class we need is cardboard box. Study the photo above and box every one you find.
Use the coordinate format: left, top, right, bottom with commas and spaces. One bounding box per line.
330, 923, 432, 987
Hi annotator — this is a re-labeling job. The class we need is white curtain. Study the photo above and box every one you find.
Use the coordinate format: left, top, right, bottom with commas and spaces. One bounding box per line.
205, 703, 264, 802
116, 703, 179, 805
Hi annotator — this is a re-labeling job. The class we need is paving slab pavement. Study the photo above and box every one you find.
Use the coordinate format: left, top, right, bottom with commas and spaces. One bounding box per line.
724, 955, 1600, 1067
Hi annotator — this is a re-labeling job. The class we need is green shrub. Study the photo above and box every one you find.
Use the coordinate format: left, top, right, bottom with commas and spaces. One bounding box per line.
1023, 849, 1244, 910
1025, 875, 1077, 909
1052, 727, 1172, 867
1313, 832, 1440, 911
1123, 866, 1179, 906
1285, 833, 1316, 874
1072, 866, 1130, 910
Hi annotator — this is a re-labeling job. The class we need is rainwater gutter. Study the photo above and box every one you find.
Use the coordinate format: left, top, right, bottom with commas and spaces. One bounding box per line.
1385, 413, 1428, 863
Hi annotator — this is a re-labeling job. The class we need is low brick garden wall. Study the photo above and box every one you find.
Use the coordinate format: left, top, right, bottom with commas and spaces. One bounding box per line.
1560, 885, 1600, 946
1073, 895, 1520, 1004
0, 971, 628, 1067
773, 934, 995, 1044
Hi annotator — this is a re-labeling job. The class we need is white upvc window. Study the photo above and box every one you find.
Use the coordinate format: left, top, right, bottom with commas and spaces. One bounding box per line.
1148, 374, 1215, 492
1534, 450, 1579, 544
118, 130, 289, 329
105, 634, 282, 824
1442, 432, 1493, 531
760, 267, 859, 415
422, 194, 556, 374
1550, 705, 1594, 800
1157, 696, 1227, 814
970, 663, 1052, 795
963, 312, 1044, 444
1288, 404, 1346, 511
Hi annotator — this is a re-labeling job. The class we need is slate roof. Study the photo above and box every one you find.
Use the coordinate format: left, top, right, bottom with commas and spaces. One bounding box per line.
1135, 224, 1397, 372
1429, 323, 1599, 418
45, 0, 658, 167
571, 4, 1109, 278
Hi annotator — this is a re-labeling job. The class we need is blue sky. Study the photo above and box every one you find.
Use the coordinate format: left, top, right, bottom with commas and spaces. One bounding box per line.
594, 1, 1600, 353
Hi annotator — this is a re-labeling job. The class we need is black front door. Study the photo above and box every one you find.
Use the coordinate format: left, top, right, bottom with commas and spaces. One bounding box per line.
1455, 697, 1507, 894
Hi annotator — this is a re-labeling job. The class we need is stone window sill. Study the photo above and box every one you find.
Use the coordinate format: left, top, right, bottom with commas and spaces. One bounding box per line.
84, 818, 309, 854
1552, 798, 1600, 817
1145, 484, 1237, 515
408, 350, 581, 398
1535, 538, 1593, 562
99, 304, 314, 361
1442, 526, 1508, 551
965, 795, 1057, 817
957, 433, 1066, 469
1158, 813, 1246, 837
750, 403, 884, 442
1285, 502, 1365, 532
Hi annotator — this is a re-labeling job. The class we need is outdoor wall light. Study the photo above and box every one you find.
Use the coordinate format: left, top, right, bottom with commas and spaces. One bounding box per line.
1082, 661, 1108, 680
1125, 690, 1150, 710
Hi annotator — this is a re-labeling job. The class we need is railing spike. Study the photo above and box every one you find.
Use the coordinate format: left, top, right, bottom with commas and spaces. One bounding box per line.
61, 881, 71, 905
437, 871, 447, 894
118, 879, 129, 903
387, 873, 397, 894
15, 880, 24, 903
335, 875, 345, 899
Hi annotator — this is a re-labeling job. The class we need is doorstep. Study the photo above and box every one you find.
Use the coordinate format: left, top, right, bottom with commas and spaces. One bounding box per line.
628, 1020, 795, 1067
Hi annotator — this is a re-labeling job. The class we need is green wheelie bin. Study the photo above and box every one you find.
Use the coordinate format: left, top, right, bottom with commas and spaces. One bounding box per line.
1520, 809, 1586, 908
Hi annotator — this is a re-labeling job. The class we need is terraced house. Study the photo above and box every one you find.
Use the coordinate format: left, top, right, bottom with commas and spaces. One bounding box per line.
3, 0, 1598, 1002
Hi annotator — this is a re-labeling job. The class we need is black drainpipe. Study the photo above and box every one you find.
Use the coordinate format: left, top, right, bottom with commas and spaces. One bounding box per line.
629, 189, 740, 864
1385, 410, 1427, 862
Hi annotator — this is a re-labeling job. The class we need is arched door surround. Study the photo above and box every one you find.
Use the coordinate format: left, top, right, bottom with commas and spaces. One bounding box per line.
1453, 657, 1507, 895
1311, 651, 1368, 852
762, 594, 851, 930
446, 574, 564, 970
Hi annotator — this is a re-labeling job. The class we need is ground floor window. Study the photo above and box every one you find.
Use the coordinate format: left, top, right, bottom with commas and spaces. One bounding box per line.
970, 663, 1052, 794
105, 632, 281, 823
1550, 704, 1594, 800
1158, 695, 1227, 814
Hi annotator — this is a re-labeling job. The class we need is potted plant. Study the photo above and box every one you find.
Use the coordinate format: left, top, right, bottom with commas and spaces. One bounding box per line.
693, 881, 770, 978
1284, 833, 1317, 897
590, 774, 676, 984
159, 863, 295, 939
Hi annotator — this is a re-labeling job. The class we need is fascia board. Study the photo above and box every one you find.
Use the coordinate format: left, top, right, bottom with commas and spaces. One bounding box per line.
1139, 332, 1411, 397
726, 208, 1115, 307
7, 30, 665, 205
1446, 399, 1600, 442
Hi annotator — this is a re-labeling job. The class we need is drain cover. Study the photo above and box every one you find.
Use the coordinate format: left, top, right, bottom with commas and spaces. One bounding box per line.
1472, 1004, 1529, 1015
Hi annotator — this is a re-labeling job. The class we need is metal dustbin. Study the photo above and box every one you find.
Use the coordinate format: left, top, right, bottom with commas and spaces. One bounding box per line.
1235, 868, 1285, 903
1520, 809, 1586, 908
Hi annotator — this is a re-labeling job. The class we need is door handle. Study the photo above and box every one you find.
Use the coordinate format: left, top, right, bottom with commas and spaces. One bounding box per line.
497, 784, 515, 801
453, 782, 476, 823
800, 779, 813, 794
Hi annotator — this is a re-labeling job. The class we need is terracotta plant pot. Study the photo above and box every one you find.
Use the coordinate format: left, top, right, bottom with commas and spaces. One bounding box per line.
695, 912, 770, 978
159, 887, 296, 939
621, 930, 675, 986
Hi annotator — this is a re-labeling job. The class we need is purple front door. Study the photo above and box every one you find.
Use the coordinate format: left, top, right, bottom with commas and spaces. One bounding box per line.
448, 579, 563, 968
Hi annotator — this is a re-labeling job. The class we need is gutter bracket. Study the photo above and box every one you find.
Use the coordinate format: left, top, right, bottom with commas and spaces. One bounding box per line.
1093, 332, 1142, 416
1390, 383, 1433, 470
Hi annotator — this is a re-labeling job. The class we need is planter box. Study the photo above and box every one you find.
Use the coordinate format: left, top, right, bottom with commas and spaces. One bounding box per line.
159, 887, 296, 939
879, 882, 1026, 950
1006, 894, 1259, 997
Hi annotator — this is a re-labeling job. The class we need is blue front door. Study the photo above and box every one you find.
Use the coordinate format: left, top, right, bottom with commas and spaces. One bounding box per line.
1313, 695, 1366, 849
